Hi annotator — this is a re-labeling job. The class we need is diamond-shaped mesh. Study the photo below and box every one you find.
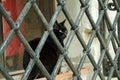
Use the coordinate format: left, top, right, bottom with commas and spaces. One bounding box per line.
0, 0, 120, 80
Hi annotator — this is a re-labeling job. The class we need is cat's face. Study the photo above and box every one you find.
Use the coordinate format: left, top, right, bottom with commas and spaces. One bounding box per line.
53, 20, 68, 41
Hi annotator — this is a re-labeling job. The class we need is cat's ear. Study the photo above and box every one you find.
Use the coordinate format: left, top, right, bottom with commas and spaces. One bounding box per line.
55, 20, 58, 25
54, 20, 59, 29
61, 19, 66, 24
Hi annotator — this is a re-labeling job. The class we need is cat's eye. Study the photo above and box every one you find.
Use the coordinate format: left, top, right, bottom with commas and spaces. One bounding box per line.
59, 30, 63, 33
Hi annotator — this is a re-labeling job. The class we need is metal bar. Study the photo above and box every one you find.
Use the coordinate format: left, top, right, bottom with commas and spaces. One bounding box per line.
15, 0, 33, 28
99, 0, 120, 78
0, 3, 3, 44
0, 0, 4, 71
115, 0, 120, 76
22, 1, 63, 80
17, 30, 52, 80
58, 0, 105, 79
0, 64, 13, 80
0, 0, 120, 80
0, 3, 17, 57
21, 31, 49, 80
107, 48, 120, 80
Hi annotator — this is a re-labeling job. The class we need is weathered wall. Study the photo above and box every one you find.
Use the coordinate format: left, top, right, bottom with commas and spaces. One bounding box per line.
55, 0, 117, 79
55, 0, 100, 67
55, 0, 84, 70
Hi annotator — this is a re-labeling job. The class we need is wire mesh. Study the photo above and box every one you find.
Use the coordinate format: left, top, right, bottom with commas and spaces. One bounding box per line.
0, 0, 120, 80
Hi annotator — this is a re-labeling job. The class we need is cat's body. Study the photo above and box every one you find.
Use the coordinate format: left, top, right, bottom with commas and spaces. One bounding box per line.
23, 20, 67, 80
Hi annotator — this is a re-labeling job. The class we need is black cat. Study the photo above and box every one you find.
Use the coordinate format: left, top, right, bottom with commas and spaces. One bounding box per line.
23, 20, 67, 80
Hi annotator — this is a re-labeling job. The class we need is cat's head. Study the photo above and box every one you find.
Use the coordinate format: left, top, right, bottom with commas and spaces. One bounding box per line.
53, 20, 68, 41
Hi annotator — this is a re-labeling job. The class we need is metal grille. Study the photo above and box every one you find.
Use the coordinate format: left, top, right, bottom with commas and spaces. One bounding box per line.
0, 0, 120, 80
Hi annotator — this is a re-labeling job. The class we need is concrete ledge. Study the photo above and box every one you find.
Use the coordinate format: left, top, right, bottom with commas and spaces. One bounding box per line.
35, 68, 88, 80
1, 68, 88, 80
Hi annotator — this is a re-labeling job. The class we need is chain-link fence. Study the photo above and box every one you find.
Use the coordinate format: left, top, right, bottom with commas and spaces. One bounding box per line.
0, 0, 120, 80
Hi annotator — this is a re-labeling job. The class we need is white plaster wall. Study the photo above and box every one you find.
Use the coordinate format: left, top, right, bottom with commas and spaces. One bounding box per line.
55, 0, 116, 69
82, 0, 100, 63
107, 0, 117, 60
55, 0, 83, 65
55, 0, 117, 80
55, 0, 100, 65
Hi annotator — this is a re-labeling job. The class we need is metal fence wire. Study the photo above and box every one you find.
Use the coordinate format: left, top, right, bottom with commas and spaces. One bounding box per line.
0, 0, 120, 80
